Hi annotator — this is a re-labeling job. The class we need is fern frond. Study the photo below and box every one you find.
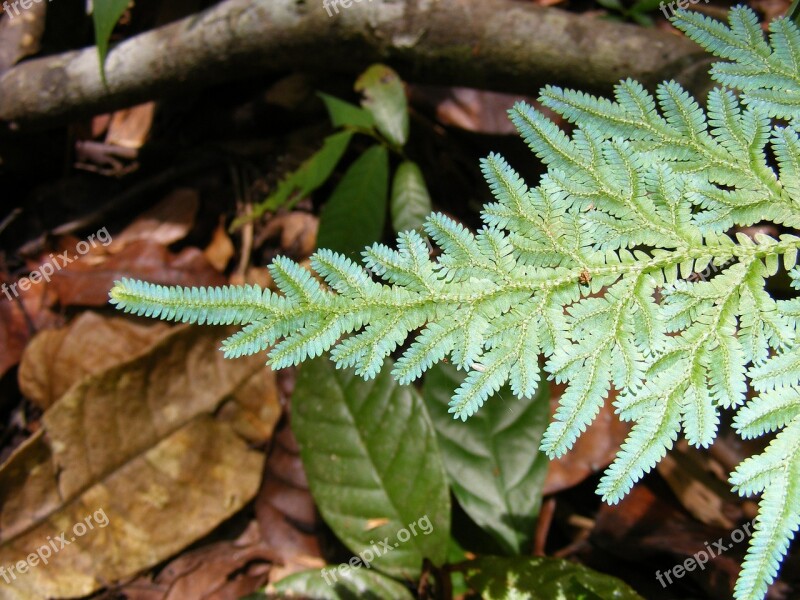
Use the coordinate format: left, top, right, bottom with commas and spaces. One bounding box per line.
730, 420, 800, 599
673, 7, 800, 120
109, 278, 273, 325
109, 8, 800, 598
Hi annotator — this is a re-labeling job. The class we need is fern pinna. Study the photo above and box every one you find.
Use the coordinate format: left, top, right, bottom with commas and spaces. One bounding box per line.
110, 8, 799, 599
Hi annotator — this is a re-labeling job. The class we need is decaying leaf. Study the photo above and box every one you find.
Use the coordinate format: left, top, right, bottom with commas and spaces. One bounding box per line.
0, 323, 280, 599
18, 312, 170, 410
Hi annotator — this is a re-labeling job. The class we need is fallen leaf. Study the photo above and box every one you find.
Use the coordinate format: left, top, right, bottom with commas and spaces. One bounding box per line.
108, 189, 198, 253
18, 312, 170, 410
256, 413, 323, 572
0, 278, 61, 379
0, 296, 32, 380
204, 220, 235, 272
0, 0, 45, 72
48, 240, 225, 307
118, 521, 273, 600
105, 102, 156, 150
0, 325, 280, 599
262, 212, 318, 259
656, 444, 746, 530
590, 485, 774, 599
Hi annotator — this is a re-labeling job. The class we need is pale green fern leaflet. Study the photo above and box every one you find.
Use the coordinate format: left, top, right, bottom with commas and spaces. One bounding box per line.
110, 7, 800, 599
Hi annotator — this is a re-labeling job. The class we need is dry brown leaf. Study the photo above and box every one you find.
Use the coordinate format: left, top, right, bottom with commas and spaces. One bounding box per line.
105, 103, 156, 150
108, 189, 198, 254
118, 521, 273, 600
0, 417, 263, 600
256, 411, 323, 575
0, 324, 280, 599
409, 86, 541, 134
0, 278, 61, 379
47, 240, 225, 307
0, 0, 45, 72
0, 296, 32, 379
657, 444, 753, 529
18, 312, 170, 410
204, 220, 235, 272
262, 212, 318, 258
590, 485, 779, 599
229, 267, 273, 289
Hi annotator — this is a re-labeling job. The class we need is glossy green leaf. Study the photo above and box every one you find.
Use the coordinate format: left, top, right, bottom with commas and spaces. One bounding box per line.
391, 161, 433, 234
464, 556, 645, 600
236, 130, 354, 229
292, 357, 451, 579
355, 65, 409, 147
320, 93, 376, 130
317, 145, 389, 257
92, 0, 130, 82
424, 364, 549, 554
270, 566, 414, 599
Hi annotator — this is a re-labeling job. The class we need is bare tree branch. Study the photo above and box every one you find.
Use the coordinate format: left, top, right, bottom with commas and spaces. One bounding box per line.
0, 0, 712, 126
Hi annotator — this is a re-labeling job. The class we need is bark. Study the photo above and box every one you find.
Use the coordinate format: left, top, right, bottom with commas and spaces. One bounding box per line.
0, 0, 713, 127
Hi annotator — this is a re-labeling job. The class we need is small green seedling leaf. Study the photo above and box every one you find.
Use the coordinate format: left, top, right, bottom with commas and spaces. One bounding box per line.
319, 92, 377, 130
391, 161, 433, 234
92, 0, 130, 83
317, 144, 389, 257
233, 130, 354, 230
355, 65, 409, 148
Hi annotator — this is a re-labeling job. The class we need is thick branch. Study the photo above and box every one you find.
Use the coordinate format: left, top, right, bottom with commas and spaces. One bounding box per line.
0, 0, 712, 126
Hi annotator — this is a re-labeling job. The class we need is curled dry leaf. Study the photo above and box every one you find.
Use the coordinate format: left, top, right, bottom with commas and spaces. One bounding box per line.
261, 212, 318, 259
0, 323, 280, 600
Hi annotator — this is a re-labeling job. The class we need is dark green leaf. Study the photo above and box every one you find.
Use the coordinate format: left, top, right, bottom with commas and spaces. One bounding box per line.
595, 0, 624, 10
292, 357, 451, 579
391, 161, 433, 234
424, 364, 549, 554
320, 93, 376, 130
355, 65, 409, 147
633, 0, 665, 12
317, 145, 389, 257
271, 566, 414, 599
92, 0, 130, 81
236, 130, 354, 229
464, 556, 645, 600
